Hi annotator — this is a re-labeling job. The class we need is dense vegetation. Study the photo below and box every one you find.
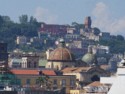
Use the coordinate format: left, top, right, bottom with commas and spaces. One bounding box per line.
99, 36, 125, 54
0, 15, 41, 51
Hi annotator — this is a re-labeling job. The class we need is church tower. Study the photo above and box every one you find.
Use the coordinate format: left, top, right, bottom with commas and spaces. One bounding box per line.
84, 16, 92, 29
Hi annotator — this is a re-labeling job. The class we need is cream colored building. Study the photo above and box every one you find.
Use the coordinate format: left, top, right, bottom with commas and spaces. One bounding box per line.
62, 66, 109, 87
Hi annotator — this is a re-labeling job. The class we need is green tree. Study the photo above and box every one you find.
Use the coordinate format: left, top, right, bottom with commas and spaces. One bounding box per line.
0, 67, 18, 85
36, 73, 51, 89
29, 16, 37, 24
19, 15, 28, 24
2, 16, 12, 23
93, 27, 101, 35
0, 15, 4, 28
117, 35, 124, 41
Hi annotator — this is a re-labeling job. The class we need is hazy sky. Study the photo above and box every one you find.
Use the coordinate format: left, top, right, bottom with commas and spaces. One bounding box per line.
0, 0, 125, 36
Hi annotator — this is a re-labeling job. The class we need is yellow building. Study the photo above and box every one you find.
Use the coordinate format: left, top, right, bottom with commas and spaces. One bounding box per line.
11, 69, 76, 94
70, 89, 85, 94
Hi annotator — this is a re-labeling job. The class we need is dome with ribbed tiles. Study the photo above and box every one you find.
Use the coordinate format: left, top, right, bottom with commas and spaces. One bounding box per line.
49, 47, 75, 61
48, 39, 75, 61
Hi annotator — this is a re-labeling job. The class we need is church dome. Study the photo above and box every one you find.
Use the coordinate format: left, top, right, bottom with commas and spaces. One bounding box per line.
82, 53, 96, 64
82, 46, 97, 65
49, 47, 75, 61
48, 38, 75, 61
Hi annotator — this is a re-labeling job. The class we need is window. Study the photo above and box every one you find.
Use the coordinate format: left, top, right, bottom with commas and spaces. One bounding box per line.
30, 62, 34, 68
61, 79, 66, 87
26, 79, 30, 85
53, 79, 57, 89
53, 79, 57, 85
70, 79, 75, 86
31, 62, 34, 68
28, 62, 31, 68
34, 62, 37, 68
17, 79, 21, 85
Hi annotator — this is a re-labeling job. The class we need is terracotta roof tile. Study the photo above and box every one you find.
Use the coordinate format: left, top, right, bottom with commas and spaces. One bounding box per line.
100, 65, 109, 70
49, 47, 75, 61
42, 70, 56, 76
62, 67, 91, 73
10, 69, 56, 76
87, 81, 104, 87
10, 69, 38, 75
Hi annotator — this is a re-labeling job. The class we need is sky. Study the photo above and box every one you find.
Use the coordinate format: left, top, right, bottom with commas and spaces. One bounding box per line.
0, 0, 125, 36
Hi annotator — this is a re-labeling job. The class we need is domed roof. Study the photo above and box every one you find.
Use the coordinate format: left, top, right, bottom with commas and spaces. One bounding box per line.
49, 47, 75, 61
82, 53, 96, 64
82, 46, 97, 65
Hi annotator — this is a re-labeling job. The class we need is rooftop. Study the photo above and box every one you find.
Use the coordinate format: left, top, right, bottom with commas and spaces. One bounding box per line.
10, 69, 56, 76
86, 81, 104, 87
61, 67, 91, 73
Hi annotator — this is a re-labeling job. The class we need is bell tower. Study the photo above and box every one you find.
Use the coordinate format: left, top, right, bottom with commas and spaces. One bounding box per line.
84, 16, 92, 29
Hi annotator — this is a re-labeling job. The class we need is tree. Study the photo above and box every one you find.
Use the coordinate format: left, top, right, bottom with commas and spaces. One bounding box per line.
2, 16, 12, 23
72, 22, 84, 33
117, 35, 124, 41
19, 15, 28, 24
0, 15, 4, 27
0, 66, 18, 85
37, 74, 48, 86
29, 16, 37, 24
72, 22, 78, 26
37, 76, 46, 88
93, 27, 101, 35
36, 72, 52, 89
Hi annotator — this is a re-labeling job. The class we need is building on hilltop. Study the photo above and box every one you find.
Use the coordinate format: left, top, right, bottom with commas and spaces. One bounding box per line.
80, 16, 101, 41
38, 23, 68, 37
84, 16, 92, 30
16, 36, 27, 45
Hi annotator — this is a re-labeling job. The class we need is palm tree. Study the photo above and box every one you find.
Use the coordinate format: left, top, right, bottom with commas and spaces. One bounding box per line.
37, 76, 46, 88
36, 72, 50, 89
